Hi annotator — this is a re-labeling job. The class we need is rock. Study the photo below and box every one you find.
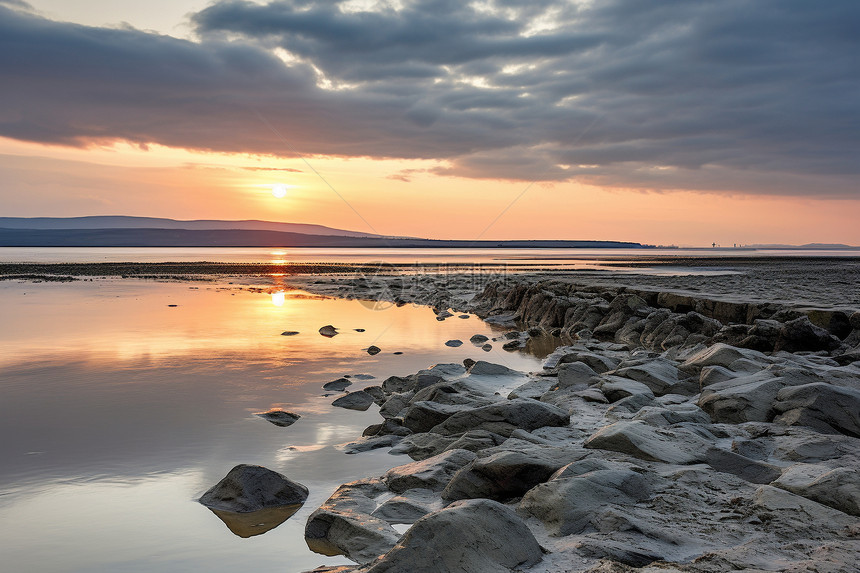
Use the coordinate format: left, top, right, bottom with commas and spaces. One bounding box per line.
754, 484, 858, 530
557, 351, 619, 373
698, 372, 784, 423
519, 468, 652, 536
336, 435, 403, 454
481, 344, 492, 352
772, 463, 860, 516
583, 420, 709, 464
502, 340, 523, 351
199, 464, 309, 513
555, 361, 599, 390
704, 447, 782, 484
324, 378, 353, 392
444, 430, 507, 454
305, 479, 400, 564
402, 401, 465, 433
467, 361, 517, 376
363, 386, 386, 405
463, 358, 476, 369
458, 314, 470, 319
470, 334, 489, 344
772, 382, 860, 437
699, 365, 736, 387
382, 376, 412, 394
508, 377, 556, 400
613, 359, 692, 396
354, 328, 366, 332
631, 404, 712, 427
442, 448, 581, 501
371, 489, 441, 524
332, 391, 375, 411
445, 339, 463, 347
774, 316, 841, 353
367, 345, 381, 355
281, 331, 300, 336
596, 377, 655, 403
389, 432, 457, 460
379, 393, 412, 418
431, 399, 569, 437
319, 325, 338, 337
383, 449, 477, 493
360, 499, 542, 573
681, 343, 770, 372
256, 410, 301, 427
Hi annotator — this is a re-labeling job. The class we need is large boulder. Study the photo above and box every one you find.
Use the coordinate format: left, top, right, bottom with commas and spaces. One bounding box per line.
774, 316, 841, 353
442, 447, 582, 502
359, 499, 542, 573
612, 359, 692, 396
430, 399, 569, 437
772, 383, 860, 437
583, 420, 710, 464
332, 391, 376, 411
555, 361, 599, 389
698, 372, 784, 423
383, 449, 477, 493
305, 479, 400, 564
519, 468, 652, 536
402, 401, 465, 433
681, 343, 770, 372
772, 464, 860, 516
199, 464, 308, 513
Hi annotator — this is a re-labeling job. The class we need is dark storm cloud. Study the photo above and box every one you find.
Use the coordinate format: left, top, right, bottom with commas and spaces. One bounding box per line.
1, 1, 859, 196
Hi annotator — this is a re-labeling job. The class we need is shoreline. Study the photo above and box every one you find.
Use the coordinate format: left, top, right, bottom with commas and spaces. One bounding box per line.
286, 273, 860, 572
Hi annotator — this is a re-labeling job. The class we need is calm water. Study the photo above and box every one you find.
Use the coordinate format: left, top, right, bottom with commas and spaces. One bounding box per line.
2, 246, 858, 266
0, 278, 546, 573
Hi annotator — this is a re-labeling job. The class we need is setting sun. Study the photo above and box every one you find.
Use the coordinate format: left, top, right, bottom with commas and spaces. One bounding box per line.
271, 184, 289, 198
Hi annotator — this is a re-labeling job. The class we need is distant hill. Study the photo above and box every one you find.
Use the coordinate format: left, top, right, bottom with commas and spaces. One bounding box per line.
0, 227, 647, 249
0, 216, 386, 238
749, 243, 859, 250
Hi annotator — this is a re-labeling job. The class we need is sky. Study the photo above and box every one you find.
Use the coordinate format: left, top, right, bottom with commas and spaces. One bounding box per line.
1, 0, 858, 246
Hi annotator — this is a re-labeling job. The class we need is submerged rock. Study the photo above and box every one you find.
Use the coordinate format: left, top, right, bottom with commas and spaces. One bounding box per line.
323, 378, 352, 392
319, 325, 339, 337
367, 345, 382, 355
281, 330, 300, 336
256, 410, 301, 427
444, 339, 463, 347
199, 464, 309, 513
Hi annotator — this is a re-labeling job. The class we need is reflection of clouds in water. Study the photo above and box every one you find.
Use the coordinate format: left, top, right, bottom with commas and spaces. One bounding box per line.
271, 291, 286, 306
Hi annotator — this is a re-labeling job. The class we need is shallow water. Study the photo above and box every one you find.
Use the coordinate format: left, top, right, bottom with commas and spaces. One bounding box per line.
0, 279, 545, 573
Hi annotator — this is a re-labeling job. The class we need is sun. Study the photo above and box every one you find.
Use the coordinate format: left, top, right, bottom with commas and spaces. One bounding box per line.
271, 184, 289, 198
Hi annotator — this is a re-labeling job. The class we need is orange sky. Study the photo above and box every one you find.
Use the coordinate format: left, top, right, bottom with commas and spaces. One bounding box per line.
1, 137, 858, 247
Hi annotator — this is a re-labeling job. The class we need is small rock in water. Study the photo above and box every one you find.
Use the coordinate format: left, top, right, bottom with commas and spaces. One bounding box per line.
332, 391, 375, 411
319, 325, 338, 337
458, 314, 470, 319
464, 358, 477, 369
470, 334, 489, 344
502, 340, 522, 351
482, 344, 492, 352
323, 378, 352, 392
167, 304, 178, 307
367, 345, 382, 355
393, 351, 404, 355
445, 339, 464, 347
256, 410, 301, 427
355, 328, 366, 332
353, 374, 376, 380
280, 331, 300, 336
198, 464, 309, 513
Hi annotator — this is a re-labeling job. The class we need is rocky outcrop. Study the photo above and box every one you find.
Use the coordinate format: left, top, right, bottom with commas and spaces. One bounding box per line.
199, 464, 308, 513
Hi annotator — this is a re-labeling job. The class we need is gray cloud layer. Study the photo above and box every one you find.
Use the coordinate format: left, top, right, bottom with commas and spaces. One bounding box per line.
2, 1, 859, 196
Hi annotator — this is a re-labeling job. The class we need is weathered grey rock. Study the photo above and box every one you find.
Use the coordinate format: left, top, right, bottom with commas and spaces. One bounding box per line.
481, 343, 492, 352
507, 377, 556, 400
367, 345, 381, 355
256, 410, 301, 427
442, 447, 582, 501
389, 432, 457, 460
754, 484, 858, 530
360, 499, 542, 573
199, 464, 309, 513
370, 489, 441, 524
772, 382, 860, 437
336, 435, 403, 454
469, 334, 489, 344
430, 399, 569, 437
402, 401, 465, 433
381, 376, 412, 394
773, 464, 860, 516
379, 392, 412, 418
596, 377, 655, 403
583, 420, 709, 464
363, 385, 386, 405
631, 404, 711, 426
557, 351, 619, 373
383, 449, 477, 493
323, 378, 352, 392
519, 468, 652, 536
613, 359, 693, 396
681, 343, 770, 372
774, 316, 842, 353
698, 372, 784, 423
704, 447, 782, 484
444, 339, 463, 347
332, 391, 375, 411
319, 325, 338, 337
444, 430, 507, 454
699, 365, 736, 388
305, 479, 400, 564
281, 330, 300, 336
555, 361, 599, 390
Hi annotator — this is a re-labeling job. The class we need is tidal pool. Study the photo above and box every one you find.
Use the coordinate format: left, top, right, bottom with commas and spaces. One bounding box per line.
0, 278, 545, 573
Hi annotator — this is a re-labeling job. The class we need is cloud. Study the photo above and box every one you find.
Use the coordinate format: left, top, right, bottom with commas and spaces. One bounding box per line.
1, 1, 859, 197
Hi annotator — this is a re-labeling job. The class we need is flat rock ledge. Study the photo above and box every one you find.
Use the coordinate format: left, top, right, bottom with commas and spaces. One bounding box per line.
295, 276, 860, 573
